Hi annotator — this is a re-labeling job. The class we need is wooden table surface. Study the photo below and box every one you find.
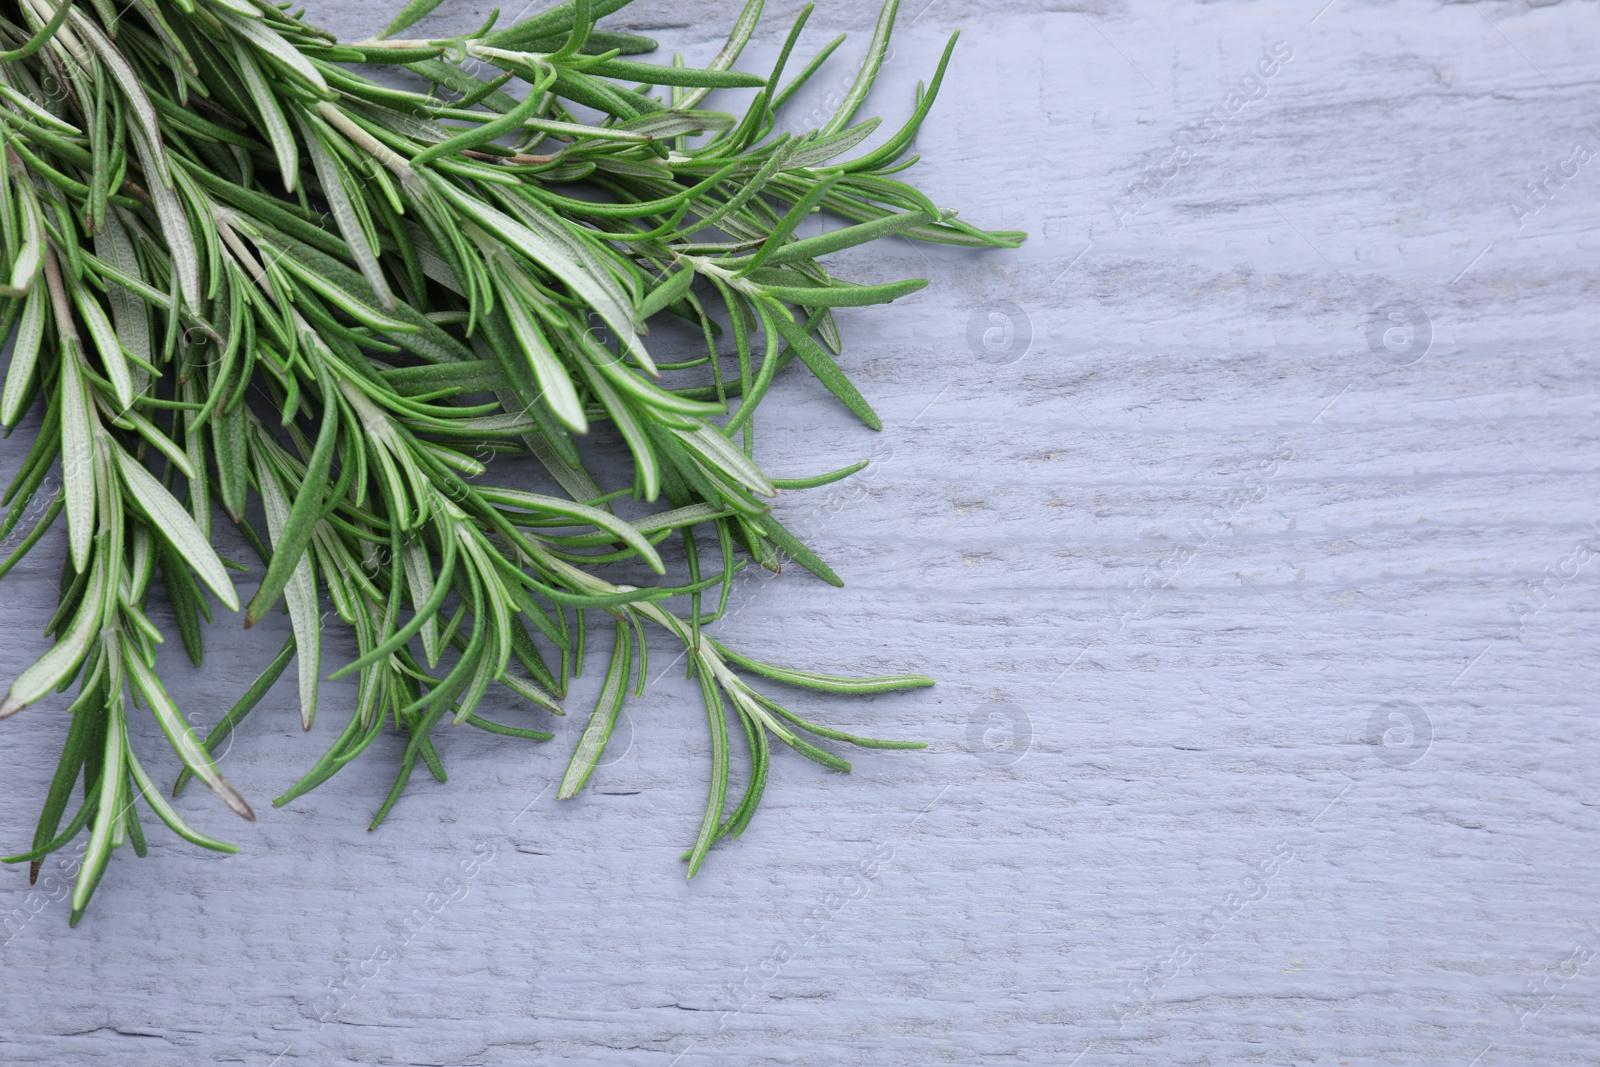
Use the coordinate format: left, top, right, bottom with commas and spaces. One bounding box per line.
2, 1, 1598, 1063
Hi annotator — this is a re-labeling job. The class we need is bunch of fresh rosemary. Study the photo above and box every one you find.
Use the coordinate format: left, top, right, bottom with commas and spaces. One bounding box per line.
0, 0, 1022, 921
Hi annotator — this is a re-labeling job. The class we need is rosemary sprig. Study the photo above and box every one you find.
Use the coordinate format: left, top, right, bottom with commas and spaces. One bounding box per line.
0, 0, 1023, 920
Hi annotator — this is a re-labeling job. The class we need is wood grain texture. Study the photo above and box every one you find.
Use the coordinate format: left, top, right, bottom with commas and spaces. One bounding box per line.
3, 1, 1599, 1063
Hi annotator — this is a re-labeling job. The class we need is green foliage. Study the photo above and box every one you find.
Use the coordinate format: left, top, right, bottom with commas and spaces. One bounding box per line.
0, 0, 1022, 917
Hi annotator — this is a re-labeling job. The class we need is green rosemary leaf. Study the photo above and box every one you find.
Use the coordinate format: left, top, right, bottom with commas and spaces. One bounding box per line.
573, 329, 723, 420
158, 541, 208, 665
379, 359, 510, 396
432, 176, 650, 371
186, 168, 344, 260
326, 530, 456, 681
376, 0, 448, 40
0, 492, 63, 583
255, 452, 320, 729
2, 399, 59, 515
547, 0, 596, 63
265, 243, 418, 336
671, 420, 777, 498
636, 265, 694, 322
70, 700, 125, 924
556, 616, 631, 798
129, 127, 201, 309
713, 640, 933, 695
249, 227, 472, 362
673, 0, 762, 112
746, 209, 930, 272
771, 32, 846, 113
568, 346, 661, 501
0, 285, 45, 427
777, 729, 851, 772
210, 393, 251, 522
0, 561, 104, 718
243, 365, 338, 627
589, 502, 731, 544
685, 659, 730, 876
404, 58, 521, 114
69, 277, 133, 410
765, 306, 881, 430
574, 58, 767, 89
759, 276, 926, 308
70, 10, 167, 185
58, 346, 96, 573
234, 42, 300, 192
551, 68, 663, 121
670, 136, 801, 243
126, 653, 254, 820
127, 745, 239, 853
115, 449, 240, 611
8, 181, 43, 294
641, 420, 763, 520
411, 70, 554, 167
770, 458, 868, 490
785, 118, 881, 170
720, 703, 768, 838
501, 279, 587, 433
4, 780, 98, 867
561, 29, 658, 55
115, 407, 195, 482
745, 511, 841, 586
458, 709, 553, 740
820, 0, 898, 137
294, 110, 395, 311
615, 109, 737, 140
93, 209, 151, 393
26, 690, 97, 881
402, 537, 442, 668
479, 0, 632, 50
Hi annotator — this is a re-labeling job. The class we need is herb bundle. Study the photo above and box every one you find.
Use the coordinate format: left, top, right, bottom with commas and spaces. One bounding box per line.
0, 0, 1022, 921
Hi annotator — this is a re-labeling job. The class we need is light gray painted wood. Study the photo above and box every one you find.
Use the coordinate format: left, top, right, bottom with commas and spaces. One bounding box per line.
2, 1, 1598, 1063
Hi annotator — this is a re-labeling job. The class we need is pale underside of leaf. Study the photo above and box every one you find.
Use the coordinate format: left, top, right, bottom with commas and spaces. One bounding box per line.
503, 283, 587, 433
8, 182, 42, 293
127, 125, 201, 310
295, 110, 395, 311
558, 618, 633, 799
258, 459, 321, 729
0, 562, 105, 717
73, 283, 132, 410
126, 654, 255, 820
115, 450, 239, 611
673, 421, 777, 498
59, 351, 95, 573
401, 538, 440, 668
1, 284, 45, 427
234, 42, 300, 193
94, 210, 151, 393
